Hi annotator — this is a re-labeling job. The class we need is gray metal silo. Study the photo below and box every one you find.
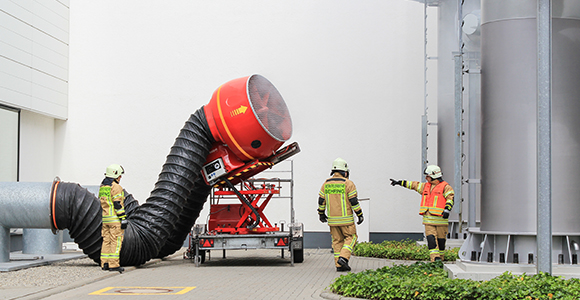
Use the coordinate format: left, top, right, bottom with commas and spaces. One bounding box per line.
455, 0, 580, 274
480, 0, 580, 235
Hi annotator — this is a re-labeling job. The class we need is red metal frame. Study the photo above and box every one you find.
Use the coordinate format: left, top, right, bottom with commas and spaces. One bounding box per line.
204, 142, 300, 235
209, 182, 280, 234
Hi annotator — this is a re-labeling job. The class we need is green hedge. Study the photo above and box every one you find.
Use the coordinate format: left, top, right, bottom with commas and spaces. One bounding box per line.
353, 240, 459, 261
331, 240, 580, 299
330, 261, 580, 300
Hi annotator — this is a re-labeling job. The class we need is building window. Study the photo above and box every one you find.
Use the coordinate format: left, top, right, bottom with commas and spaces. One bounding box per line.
0, 105, 19, 181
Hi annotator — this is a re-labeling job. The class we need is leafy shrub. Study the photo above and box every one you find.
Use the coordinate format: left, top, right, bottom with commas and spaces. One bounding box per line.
353, 239, 459, 261
330, 261, 580, 300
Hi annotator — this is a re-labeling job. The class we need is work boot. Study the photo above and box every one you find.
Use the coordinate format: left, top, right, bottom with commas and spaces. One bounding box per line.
337, 257, 351, 271
336, 266, 348, 272
101, 263, 109, 271
434, 257, 442, 262
429, 253, 439, 262
109, 266, 124, 273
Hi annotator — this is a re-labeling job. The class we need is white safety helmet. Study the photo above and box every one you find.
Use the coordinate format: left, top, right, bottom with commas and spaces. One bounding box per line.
332, 158, 349, 172
105, 164, 125, 179
424, 165, 442, 179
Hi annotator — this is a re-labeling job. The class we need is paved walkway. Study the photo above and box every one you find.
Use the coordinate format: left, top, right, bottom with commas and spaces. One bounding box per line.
1, 248, 410, 300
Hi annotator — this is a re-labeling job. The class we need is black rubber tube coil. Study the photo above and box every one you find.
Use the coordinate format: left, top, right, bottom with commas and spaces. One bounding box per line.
53, 107, 215, 266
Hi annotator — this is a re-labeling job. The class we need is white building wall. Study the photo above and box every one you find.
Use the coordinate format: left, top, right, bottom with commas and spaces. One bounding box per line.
0, 107, 19, 181
56, 1, 435, 238
0, 0, 69, 120
0, 0, 68, 184
19, 110, 55, 181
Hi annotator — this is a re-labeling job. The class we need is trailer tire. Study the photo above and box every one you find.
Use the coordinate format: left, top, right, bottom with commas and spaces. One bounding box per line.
293, 249, 304, 263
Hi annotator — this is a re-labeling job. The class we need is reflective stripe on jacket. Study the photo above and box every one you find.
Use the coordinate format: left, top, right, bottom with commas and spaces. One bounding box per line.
318, 173, 360, 226
402, 180, 454, 225
100, 182, 125, 224
420, 181, 449, 216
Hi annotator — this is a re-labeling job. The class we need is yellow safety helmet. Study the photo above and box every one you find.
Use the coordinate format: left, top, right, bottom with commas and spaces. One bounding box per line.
105, 164, 125, 179
424, 165, 442, 179
332, 158, 349, 172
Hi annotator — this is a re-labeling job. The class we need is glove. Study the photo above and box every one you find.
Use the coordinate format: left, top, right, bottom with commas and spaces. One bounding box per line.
442, 209, 450, 219
390, 179, 402, 186
121, 219, 128, 230
319, 214, 328, 223
113, 201, 122, 210
357, 214, 364, 225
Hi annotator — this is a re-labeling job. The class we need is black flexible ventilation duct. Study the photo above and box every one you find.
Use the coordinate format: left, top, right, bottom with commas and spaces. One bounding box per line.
156, 176, 211, 258
52, 107, 215, 266
52, 182, 104, 262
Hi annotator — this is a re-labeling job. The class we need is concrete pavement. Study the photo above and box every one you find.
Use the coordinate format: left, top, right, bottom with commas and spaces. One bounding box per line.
2, 248, 408, 300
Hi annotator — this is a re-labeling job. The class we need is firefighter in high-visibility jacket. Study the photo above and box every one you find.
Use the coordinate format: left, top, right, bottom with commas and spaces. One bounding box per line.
318, 158, 364, 272
390, 165, 454, 262
99, 164, 128, 273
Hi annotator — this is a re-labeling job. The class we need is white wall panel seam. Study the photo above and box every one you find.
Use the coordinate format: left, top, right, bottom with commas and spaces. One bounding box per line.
31, 69, 67, 95
0, 39, 32, 66
0, 67, 32, 95
0, 13, 33, 50
1, 53, 66, 82
33, 0, 69, 22
0, 56, 32, 80
0, 10, 68, 56
0, 87, 32, 109
31, 55, 67, 81
32, 30, 68, 59
31, 82, 67, 106
55, 1, 69, 9
0, 4, 68, 45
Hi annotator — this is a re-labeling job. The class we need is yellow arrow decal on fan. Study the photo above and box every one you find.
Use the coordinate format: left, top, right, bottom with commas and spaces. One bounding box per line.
216, 87, 254, 160
230, 105, 248, 117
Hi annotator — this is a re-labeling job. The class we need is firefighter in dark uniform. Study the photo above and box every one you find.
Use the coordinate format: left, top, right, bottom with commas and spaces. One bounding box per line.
318, 158, 364, 271
99, 164, 128, 272
390, 165, 454, 261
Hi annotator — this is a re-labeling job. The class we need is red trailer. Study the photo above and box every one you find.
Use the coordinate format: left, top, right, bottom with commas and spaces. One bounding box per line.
185, 143, 303, 266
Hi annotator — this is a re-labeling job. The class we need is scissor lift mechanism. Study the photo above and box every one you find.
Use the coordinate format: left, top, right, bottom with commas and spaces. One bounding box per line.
185, 143, 303, 266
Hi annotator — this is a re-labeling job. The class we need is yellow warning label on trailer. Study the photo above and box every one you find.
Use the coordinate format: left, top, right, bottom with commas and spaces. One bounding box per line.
89, 286, 196, 295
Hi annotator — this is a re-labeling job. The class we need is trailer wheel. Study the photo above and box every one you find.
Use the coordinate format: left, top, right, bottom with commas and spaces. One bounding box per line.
293, 249, 304, 263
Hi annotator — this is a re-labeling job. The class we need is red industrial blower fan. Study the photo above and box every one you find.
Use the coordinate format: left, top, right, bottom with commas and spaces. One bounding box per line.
186, 74, 303, 265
